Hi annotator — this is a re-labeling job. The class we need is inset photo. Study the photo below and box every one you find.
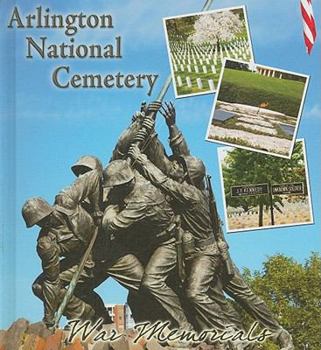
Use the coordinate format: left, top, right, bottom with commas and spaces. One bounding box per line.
207, 59, 309, 158
163, 6, 253, 98
218, 140, 313, 233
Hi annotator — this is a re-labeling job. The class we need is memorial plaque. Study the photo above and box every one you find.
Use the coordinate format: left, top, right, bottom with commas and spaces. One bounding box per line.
271, 182, 304, 195
231, 183, 269, 197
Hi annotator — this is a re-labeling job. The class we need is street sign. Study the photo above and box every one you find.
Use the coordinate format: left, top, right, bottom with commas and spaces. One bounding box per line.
230, 183, 269, 197
271, 182, 304, 195
230, 181, 306, 226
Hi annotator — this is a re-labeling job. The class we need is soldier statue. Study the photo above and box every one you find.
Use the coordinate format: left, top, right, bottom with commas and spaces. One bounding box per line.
21, 98, 295, 350
102, 159, 194, 331
22, 162, 144, 328
127, 101, 295, 350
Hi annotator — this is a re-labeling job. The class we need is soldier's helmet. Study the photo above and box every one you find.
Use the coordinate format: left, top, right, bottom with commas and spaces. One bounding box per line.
71, 155, 103, 177
102, 160, 135, 187
22, 197, 54, 228
178, 155, 206, 189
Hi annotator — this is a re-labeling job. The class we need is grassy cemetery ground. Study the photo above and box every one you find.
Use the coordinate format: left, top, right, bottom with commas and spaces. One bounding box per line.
227, 198, 312, 230
208, 68, 306, 156
218, 68, 306, 116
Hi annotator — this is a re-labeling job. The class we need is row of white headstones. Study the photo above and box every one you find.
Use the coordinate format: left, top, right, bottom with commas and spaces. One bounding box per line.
170, 38, 251, 91
176, 75, 216, 90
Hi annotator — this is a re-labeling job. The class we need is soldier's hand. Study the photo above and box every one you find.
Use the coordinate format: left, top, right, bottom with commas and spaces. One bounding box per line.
160, 102, 176, 126
131, 101, 148, 123
140, 101, 148, 114
131, 111, 145, 124
132, 129, 147, 144
128, 144, 144, 162
142, 116, 155, 132
146, 101, 162, 114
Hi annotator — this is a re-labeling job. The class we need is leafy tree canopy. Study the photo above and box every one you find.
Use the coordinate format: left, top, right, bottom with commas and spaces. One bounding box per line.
237, 253, 321, 349
222, 142, 305, 211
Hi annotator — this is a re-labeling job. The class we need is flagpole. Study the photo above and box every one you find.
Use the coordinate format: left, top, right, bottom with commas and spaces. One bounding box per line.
53, 0, 215, 330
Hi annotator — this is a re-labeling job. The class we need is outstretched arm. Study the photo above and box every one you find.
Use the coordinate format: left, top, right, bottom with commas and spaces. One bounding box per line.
160, 102, 190, 157
110, 101, 161, 161
111, 116, 144, 161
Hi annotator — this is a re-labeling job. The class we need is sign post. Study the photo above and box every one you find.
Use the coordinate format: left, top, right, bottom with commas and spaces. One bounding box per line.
230, 181, 305, 227
268, 182, 275, 225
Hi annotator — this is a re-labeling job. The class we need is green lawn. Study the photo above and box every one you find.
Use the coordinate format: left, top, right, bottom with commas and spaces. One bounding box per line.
218, 68, 306, 117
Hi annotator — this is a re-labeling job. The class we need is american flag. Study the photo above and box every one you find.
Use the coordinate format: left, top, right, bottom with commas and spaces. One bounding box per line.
300, 0, 317, 54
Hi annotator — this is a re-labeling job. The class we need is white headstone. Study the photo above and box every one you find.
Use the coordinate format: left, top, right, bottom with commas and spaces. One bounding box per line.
177, 76, 183, 87
208, 79, 215, 91
202, 65, 207, 73
211, 65, 216, 74
194, 65, 199, 73
196, 78, 203, 89
186, 76, 192, 88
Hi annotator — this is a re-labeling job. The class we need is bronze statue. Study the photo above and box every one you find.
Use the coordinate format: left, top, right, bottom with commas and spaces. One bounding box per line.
21, 100, 295, 350
22, 164, 144, 328
102, 159, 193, 331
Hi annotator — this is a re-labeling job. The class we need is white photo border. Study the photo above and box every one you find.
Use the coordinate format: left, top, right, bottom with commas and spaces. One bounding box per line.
217, 139, 314, 233
206, 58, 310, 159
162, 5, 255, 99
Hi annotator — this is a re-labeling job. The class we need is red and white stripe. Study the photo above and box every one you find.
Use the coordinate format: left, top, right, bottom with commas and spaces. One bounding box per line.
300, 0, 317, 54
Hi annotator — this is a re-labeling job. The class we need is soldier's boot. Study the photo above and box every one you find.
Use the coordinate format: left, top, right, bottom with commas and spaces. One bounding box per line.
64, 295, 96, 324
63, 301, 97, 332
274, 328, 294, 350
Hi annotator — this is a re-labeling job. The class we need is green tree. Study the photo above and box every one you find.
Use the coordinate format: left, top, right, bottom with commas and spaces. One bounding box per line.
235, 253, 321, 349
222, 141, 306, 226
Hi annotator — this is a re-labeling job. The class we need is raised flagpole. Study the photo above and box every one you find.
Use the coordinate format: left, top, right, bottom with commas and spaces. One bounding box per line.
53, 0, 215, 331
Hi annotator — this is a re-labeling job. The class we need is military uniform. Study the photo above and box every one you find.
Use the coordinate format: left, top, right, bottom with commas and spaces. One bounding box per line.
27, 170, 143, 327
144, 120, 291, 341
102, 166, 193, 330
130, 152, 240, 332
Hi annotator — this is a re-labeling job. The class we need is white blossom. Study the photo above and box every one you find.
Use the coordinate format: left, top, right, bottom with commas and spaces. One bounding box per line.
189, 11, 243, 44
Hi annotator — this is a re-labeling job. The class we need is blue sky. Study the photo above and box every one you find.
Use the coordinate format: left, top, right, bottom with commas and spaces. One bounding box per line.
0, 0, 320, 328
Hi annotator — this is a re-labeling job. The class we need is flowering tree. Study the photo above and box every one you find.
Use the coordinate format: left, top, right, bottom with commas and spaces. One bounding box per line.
189, 11, 243, 46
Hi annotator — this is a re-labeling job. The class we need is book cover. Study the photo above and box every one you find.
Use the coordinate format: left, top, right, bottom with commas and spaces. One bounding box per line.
0, 0, 320, 349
